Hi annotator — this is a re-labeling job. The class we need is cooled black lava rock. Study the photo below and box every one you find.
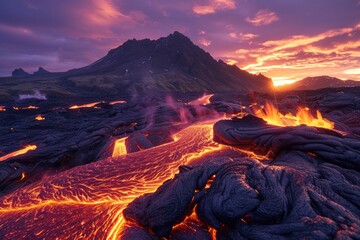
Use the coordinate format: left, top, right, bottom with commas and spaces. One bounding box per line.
123, 116, 360, 239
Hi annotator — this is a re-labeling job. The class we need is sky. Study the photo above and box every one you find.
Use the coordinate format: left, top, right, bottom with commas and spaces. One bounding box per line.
0, 0, 359, 85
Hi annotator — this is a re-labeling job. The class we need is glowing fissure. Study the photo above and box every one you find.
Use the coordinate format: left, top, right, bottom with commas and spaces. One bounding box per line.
238, 149, 268, 161
187, 94, 214, 105
254, 102, 334, 129
69, 100, 127, 109
69, 102, 101, 109
35, 114, 45, 121
0, 145, 37, 162
109, 100, 127, 105
13, 105, 39, 110
0, 121, 230, 239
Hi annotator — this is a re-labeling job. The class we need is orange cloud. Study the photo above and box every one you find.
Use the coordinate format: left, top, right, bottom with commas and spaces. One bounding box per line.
343, 68, 360, 75
77, 0, 147, 40
225, 59, 238, 65
246, 10, 279, 26
198, 38, 212, 46
229, 32, 258, 42
193, 0, 236, 15
86, 0, 128, 25
227, 22, 360, 82
262, 27, 357, 51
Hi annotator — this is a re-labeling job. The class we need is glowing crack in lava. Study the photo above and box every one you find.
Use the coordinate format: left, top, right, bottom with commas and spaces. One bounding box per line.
69, 100, 126, 109
187, 94, 214, 105
0, 145, 37, 162
254, 102, 334, 129
112, 137, 128, 157
13, 105, 39, 110
35, 115, 45, 121
69, 102, 101, 109
0, 121, 233, 239
109, 100, 127, 105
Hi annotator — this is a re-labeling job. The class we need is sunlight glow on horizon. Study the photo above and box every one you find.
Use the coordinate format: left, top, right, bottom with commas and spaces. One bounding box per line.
271, 77, 299, 87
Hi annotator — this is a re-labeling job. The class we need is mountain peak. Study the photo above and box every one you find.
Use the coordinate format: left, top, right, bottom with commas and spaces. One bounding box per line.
34, 67, 50, 76
12, 68, 30, 78
66, 31, 273, 93
167, 31, 191, 41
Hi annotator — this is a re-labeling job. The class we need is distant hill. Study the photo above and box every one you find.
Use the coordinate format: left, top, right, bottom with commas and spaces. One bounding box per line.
278, 76, 360, 91
33, 67, 51, 76
12, 68, 30, 78
1, 31, 273, 102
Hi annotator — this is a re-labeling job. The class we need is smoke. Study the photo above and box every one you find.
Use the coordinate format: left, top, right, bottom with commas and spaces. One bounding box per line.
165, 96, 194, 124
19, 90, 47, 100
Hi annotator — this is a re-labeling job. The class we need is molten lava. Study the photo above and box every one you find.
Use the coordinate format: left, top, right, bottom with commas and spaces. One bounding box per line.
69, 102, 101, 109
19, 172, 26, 181
112, 137, 128, 157
109, 100, 127, 105
0, 121, 237, 239
188, 94, 214, 105
0, 145, 37, 162
254, 102, 334, 129
13, 105, 39, 110
35, 115, 45, 121
0, 106, 5, 111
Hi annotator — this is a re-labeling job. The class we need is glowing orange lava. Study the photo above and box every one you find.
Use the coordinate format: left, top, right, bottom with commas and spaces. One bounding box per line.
109, 100, 127, 105
69, 102, 101, 109
0, 106, 5, 111
13, 105, 39, 110
112, 137, 128, 157
188, 94, 214, 105
254, 102, 334, 129
0, 145, 37, 162
0, 121, 235, 239
35, 115, 45, 121
19, 172, 26, 181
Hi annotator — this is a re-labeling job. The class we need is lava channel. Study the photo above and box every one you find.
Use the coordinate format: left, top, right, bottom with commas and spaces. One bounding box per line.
0, 121, 232, 240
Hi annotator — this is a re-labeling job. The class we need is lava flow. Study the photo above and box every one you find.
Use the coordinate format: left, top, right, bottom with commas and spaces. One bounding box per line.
254, 102, 334, 129
35, 114, 45, 121
12, 105, 39, 110
69, 102, 101, 109
0, 145, 37, 162
187, 94, 214, 105
109, 100, 127, 105
112, 137, 128, 157
0, 121, 233, 239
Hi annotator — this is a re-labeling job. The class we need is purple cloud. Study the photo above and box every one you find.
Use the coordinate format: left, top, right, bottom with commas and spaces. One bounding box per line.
0, 0, 358, 83
246, 10, 279, 26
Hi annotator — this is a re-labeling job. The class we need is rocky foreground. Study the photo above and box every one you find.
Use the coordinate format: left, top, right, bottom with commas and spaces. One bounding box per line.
0, 87, 360, 239
123, 114, 360, 239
